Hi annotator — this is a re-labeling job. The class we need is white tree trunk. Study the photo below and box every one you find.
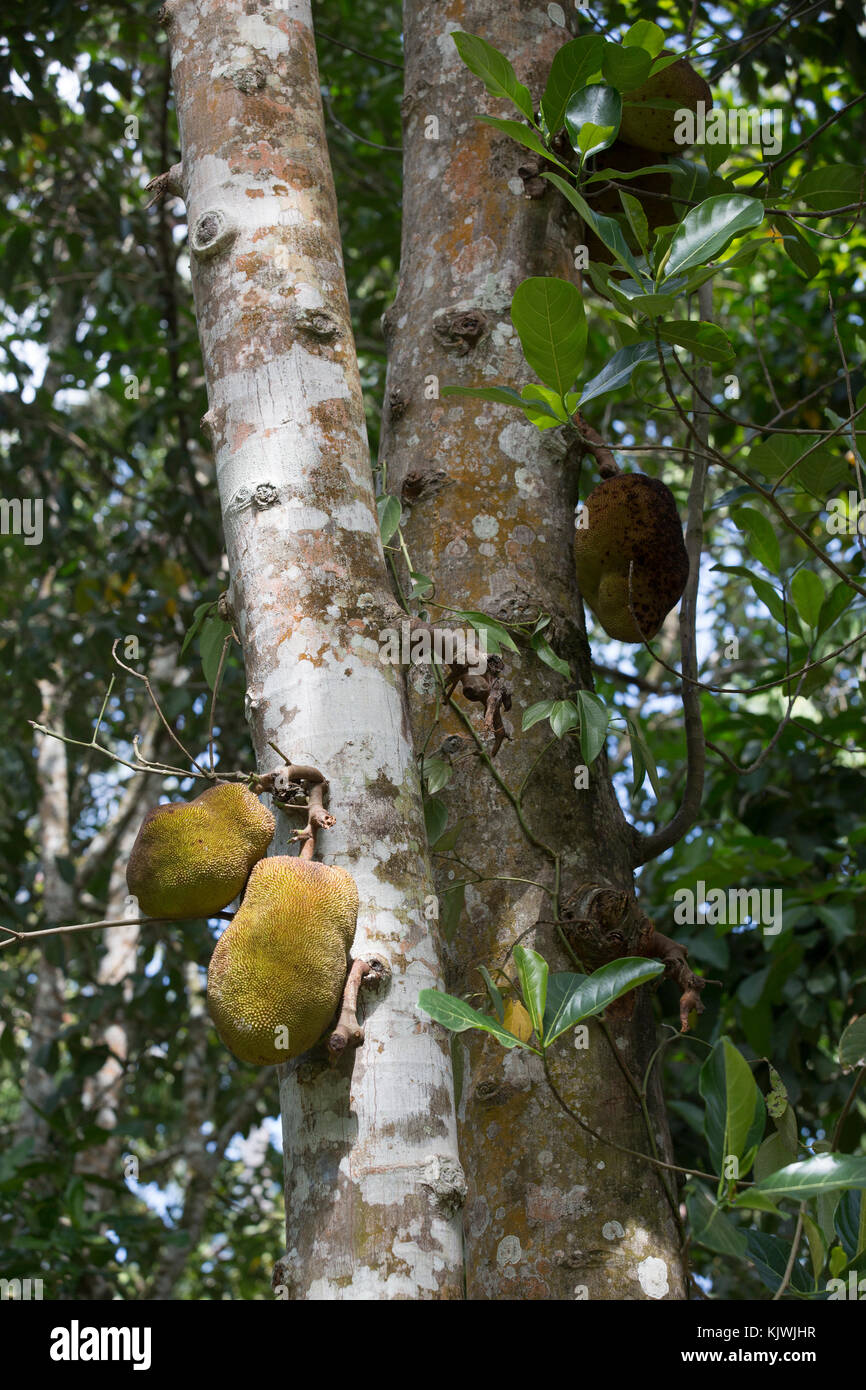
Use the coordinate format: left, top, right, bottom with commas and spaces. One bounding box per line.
162, 0, 464, 1298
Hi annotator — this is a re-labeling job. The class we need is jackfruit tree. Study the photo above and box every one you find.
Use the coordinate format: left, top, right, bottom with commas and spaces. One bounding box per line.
2, 0, 866, 1311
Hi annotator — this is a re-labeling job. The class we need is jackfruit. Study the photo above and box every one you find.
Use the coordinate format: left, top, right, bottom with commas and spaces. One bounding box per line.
126, 783, 275, 920
574, 473, 689, 643
618, 56, 712, 154
206, 856, 359, 1065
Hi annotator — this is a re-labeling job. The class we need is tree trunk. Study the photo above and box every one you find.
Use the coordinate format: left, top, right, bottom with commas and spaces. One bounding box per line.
162, 0, 464, 1298
378, 0, 686, 1299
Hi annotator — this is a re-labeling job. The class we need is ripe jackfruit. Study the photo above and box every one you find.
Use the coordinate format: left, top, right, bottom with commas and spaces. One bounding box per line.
574, 473, 689, 643
618, 56, 712, 154
126, 783, 275, 920
206, 856, 359, 1065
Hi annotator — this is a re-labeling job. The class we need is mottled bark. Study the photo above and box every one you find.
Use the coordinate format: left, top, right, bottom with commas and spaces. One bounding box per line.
162, 0, 463, 1297
379, 0, 686, 1299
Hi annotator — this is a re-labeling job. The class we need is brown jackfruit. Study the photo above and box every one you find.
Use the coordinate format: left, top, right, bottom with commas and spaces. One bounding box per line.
574, 473, 689, 643
618, 56, 712, 154
126, 783, 275, 920
206, 856, 359, 1065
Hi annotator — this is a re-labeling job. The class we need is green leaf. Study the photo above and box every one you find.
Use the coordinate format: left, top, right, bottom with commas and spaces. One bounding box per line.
543, 172, 646, 281
795, 163, 865, 213
529, 631, 571, 678
513, 946, 548, 1040
542, 957, 664, 1045
542, 971, 587, 1042
565, 83, 622, 159
660, 195, 764, 281
409, 571, 434, 600
747, 1231, 812, 1295
454, 609, 519, 655
791, 569, 824, 630
625, 715, 662, 800
478, 965, 504, 1023
520, 383, 569, 422
755, 1155, 866, 1200
772, 215, 821, 281
423, 796, 448, 846
480, 115, 568, 169
686, 1184, 749, 1257
541, 35, 607, 134
549, 699, 579, 739
181, 601, 215, 657
731, 505, 781, 574
199, 614, 232, 689
377, 494, 402, 545
656, 319, 735, 363
422, 756, 451, 796
700, 1037, 766, 1173
522, 699, 556, 732
575, 341, 674, 408
576, 690, 608, 765
417, 989, 533, 1050
619, 189, 649, 256
452, 32, 534, 122
622, 20, 665, 58
839, 1017, 866, 1069
511, 277, 587, 396
601, 45, 652, 92
441, 384, 530, 409
817, 581, 855, 638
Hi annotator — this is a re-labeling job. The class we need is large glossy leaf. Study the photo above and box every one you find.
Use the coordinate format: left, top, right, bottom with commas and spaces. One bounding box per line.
576, 690, 608, 765
542, 957, 664, 1044
542, 971, 587, 1042
417, 989, 532, 1050
510, 277, 587, 396
795, 162, 865, 213
700, 1036, 766, 1172
661, 195, 764, 280
540, 35, 606, 133
564, 83, 622, 159
576, 340, 674, 407
601, 45, 651, 91
656, 319, 735, 363
452, 32, 534, 121
755, 1154, 866, 1199
513, 946, 548, 1040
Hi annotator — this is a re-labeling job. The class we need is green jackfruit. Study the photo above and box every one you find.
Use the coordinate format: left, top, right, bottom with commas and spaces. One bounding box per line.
126, 783, 275, 920
618, 56, 712, 154
206, 856, 359, 1065
574, 473, 689, 643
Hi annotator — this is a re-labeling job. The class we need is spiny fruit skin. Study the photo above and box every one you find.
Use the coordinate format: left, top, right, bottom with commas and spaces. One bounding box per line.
618, 56, 712, 154
574, 473, 689, 643
126, 783, 275, 920
206, 856, 359, 1066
